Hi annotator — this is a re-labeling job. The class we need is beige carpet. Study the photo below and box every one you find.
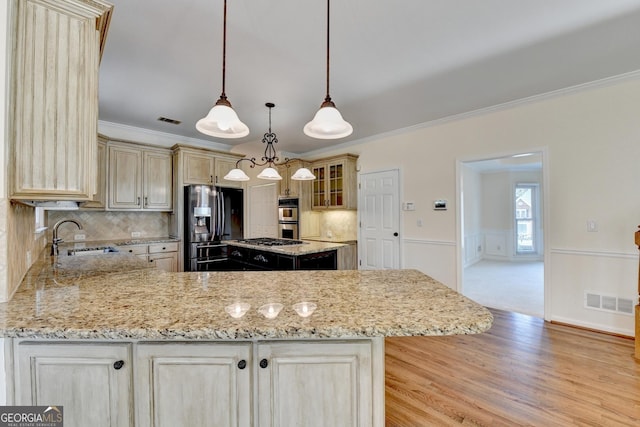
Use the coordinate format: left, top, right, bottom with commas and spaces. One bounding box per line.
463, 260, 544, 318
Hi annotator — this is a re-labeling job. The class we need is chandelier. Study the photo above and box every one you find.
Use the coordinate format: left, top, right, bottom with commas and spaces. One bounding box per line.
224, 103, 316, 181
196, 0, 249, 139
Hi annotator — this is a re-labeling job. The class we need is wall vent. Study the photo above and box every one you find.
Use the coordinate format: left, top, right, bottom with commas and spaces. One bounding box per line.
584, 291, 635, 316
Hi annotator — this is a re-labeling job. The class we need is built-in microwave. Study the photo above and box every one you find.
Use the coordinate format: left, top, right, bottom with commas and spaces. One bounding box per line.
278, 206, 298, 222
278, 197, 299, 222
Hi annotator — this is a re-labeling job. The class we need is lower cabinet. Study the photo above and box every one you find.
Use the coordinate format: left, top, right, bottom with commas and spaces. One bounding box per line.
257, 340, 377, 427
9, 338, 383, 427
115, 242, 179, 272
13, 342, 133, 427
135, 343, 252, 427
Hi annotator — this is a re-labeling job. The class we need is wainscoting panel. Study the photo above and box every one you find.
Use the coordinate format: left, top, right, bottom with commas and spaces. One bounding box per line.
549, 248, 635, 336
403, 239, 457, 289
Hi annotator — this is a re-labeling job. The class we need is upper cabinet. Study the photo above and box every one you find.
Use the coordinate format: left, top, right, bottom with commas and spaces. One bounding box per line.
174, 145, 245, 188
9, 0, 113, 201
311, 154, 358, 210
107, 141, 173, 211
79, 136, 107, 209
215, 157, 243, 189
277, 160, 311, 198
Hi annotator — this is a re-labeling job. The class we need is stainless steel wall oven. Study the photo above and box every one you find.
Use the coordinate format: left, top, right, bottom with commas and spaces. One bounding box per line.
278, 197, 299, 240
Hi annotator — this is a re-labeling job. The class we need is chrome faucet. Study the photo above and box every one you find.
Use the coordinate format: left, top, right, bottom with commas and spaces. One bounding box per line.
51, 219, 83, 256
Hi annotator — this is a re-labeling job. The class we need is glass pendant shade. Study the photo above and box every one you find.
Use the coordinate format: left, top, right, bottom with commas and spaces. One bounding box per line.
223, 168, 250, 181
304, 104, 353, 139
257, 167, 282, 180
196, 102, 249, 138
291, 167, 316, 181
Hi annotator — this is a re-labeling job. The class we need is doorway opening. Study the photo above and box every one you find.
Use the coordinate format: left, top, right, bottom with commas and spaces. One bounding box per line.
458, 151, 546, 318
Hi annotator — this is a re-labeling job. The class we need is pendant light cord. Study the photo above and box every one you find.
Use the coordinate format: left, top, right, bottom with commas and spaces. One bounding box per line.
221, 0, 227, 100
324, 0, 331, 103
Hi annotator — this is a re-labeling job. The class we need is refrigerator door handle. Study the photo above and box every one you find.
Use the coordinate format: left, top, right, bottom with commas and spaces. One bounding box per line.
220, 190, 226, 238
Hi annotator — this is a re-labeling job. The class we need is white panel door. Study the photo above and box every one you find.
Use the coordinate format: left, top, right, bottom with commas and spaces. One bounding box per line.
359, 170, 400, 269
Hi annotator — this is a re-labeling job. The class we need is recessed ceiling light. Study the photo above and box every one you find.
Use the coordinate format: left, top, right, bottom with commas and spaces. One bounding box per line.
157, 116, 182, 125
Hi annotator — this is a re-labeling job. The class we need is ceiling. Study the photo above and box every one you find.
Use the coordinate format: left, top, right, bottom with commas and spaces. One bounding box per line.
98, 0, 640, 154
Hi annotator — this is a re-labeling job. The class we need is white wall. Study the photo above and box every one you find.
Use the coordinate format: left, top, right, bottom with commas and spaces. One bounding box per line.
310, 75, 640, 335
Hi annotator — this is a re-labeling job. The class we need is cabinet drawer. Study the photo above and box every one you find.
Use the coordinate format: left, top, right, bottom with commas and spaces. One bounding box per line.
148, 242, 178, 254
116, 245, 148, 255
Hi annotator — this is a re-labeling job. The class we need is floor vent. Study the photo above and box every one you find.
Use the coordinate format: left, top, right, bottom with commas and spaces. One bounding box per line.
584, 292, 634, 315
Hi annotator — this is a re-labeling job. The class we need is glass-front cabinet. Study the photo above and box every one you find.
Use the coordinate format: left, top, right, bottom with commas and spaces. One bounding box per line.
311, 154, 358, 210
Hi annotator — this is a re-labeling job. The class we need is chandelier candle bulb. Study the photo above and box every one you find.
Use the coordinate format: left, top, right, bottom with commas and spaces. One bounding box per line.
258, 303, 284, 319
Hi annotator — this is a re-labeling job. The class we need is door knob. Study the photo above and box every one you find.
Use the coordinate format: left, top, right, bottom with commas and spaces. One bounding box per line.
393, 232, 399, 237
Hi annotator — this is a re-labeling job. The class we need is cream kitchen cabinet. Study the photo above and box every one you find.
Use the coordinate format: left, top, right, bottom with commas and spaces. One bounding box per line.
311, 154, 358, 210
107, 142, 173, 211
9, 0, 112, 201
115, 242, 179, 272
257, 340, 378, 427
80, 136, 108, 209
135, 342, 252, 427
12, 341, 133, 427
8, 338, 383, 427
215, 157, 244, 188
177, 146, 245, 187
277, 160, 311, 198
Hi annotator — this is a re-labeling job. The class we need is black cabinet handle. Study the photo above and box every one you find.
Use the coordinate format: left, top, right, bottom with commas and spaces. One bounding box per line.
128, 249, 133, 253
393, 232, 399, 237
259, 358, 269, 369
237, 360, 247, 370
113, 360, 125, 370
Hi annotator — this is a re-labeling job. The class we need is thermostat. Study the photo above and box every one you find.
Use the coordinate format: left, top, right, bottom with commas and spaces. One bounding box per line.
434, 200, 447, 210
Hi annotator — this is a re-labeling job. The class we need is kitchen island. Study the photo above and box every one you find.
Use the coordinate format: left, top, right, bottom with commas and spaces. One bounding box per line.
0, 250, 493, 427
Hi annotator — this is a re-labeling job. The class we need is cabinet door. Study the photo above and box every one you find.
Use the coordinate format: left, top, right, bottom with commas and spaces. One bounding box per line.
143, 150, 173, 210
10, 0, 111, 200
81, 138, 107, 209
257, 340, 374, 427
14, 342, 132, 427
311, 164, 327, 208
183, 152, 215, 185
135, 343, 252, 427
148, 252, 178, 272
108, 145, 143, 209
327, 161, 346, 208
215, 157, 243, 188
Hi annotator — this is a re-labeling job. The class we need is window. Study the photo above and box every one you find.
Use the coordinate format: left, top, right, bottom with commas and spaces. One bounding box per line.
514, 184, 537, 254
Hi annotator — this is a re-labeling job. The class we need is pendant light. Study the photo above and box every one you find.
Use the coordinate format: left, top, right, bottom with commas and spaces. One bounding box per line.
304, 0, 352, 139
224, 103, 317, 182
196, 0, 249, 138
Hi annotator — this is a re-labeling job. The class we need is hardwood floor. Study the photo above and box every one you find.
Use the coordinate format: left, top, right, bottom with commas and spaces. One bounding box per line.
385, 309, 640, 426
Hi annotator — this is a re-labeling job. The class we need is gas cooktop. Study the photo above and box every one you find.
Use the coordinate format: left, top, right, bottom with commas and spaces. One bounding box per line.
235, 238, 306, 247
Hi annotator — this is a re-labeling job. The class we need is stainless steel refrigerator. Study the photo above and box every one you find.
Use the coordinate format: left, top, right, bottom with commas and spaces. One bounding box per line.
184, 185, 243, 271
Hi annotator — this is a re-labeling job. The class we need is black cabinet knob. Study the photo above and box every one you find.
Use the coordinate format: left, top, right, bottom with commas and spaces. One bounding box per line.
393, 232, 399, 237
113, 360, 125, 370
237, 360, 247, 370
259, 358, 269, 369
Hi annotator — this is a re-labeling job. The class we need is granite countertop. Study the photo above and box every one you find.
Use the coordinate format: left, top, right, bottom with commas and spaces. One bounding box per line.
303, 237, 357, 244
228, 240, 346, 256
0, 250, 493, 340
62, 236, 180, 250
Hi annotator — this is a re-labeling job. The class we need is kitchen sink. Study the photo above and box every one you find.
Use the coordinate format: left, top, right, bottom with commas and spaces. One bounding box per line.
67, 247, 119, 256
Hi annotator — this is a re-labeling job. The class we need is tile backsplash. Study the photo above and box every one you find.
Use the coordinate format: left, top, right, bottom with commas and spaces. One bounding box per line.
47, 211, 171, 242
